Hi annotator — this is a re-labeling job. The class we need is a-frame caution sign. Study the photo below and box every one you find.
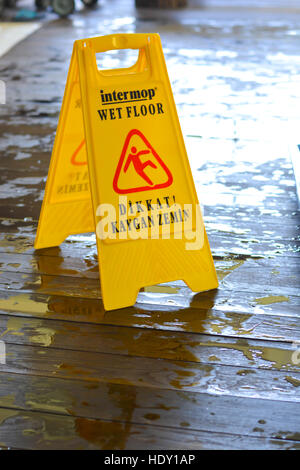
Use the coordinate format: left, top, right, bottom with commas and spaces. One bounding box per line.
35, 33, 218, 311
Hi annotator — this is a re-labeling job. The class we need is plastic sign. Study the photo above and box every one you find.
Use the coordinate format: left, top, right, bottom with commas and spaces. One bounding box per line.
35, 33, 218, 310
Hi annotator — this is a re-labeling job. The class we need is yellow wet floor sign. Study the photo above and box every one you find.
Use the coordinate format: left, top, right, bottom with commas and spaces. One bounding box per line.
35, 33, 218, 310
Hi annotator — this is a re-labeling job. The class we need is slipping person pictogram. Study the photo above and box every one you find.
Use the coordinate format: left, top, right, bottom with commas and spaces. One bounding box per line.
124, 146, 157, 186
113, 129, 173, 194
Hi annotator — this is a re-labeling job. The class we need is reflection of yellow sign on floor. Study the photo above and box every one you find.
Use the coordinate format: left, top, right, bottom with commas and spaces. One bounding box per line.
35, 33, 218, 311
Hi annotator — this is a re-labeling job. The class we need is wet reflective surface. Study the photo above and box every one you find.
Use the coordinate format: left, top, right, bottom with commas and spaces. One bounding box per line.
0, 0, 299, 450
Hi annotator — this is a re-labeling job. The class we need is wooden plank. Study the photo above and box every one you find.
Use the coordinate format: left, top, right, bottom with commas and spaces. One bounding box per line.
0, 407, 298, 450
0, 342, 299, 401
0, 140, 299, 219
0, 241, 299, 295
0, 210, 298, 257
0, 313, 299, 376
0, 196, 298, 233
1, 227, 300, 258
0, 133, 296, 183
0, 191, 297, 222
0, 204, 299, 259
1, 369, 299, 427
1, 247, 300, 287
0, 162, 295, 194
0, 244, 298, 329
1, 251, 300, 298
0, 374, 299, 449
1, 229, 299, 261
0, 318, 299, 401
0, 272, 299, 344
0, 289, 299, 342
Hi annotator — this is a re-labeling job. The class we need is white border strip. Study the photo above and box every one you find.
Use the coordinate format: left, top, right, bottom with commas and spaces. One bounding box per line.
0, 23, 41, 58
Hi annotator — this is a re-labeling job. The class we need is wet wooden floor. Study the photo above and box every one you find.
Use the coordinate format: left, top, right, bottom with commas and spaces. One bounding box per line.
0, 0, 299, 450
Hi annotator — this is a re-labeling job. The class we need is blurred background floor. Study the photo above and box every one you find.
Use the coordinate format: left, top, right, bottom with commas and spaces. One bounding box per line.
0, 0, 299, 450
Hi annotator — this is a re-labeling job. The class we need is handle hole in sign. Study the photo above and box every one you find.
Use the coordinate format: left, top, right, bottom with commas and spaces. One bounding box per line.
96, 48, 141, 72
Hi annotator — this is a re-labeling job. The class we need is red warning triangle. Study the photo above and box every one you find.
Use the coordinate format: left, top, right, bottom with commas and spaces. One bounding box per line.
71, 139, 87, 166
113, 129, 173, 194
